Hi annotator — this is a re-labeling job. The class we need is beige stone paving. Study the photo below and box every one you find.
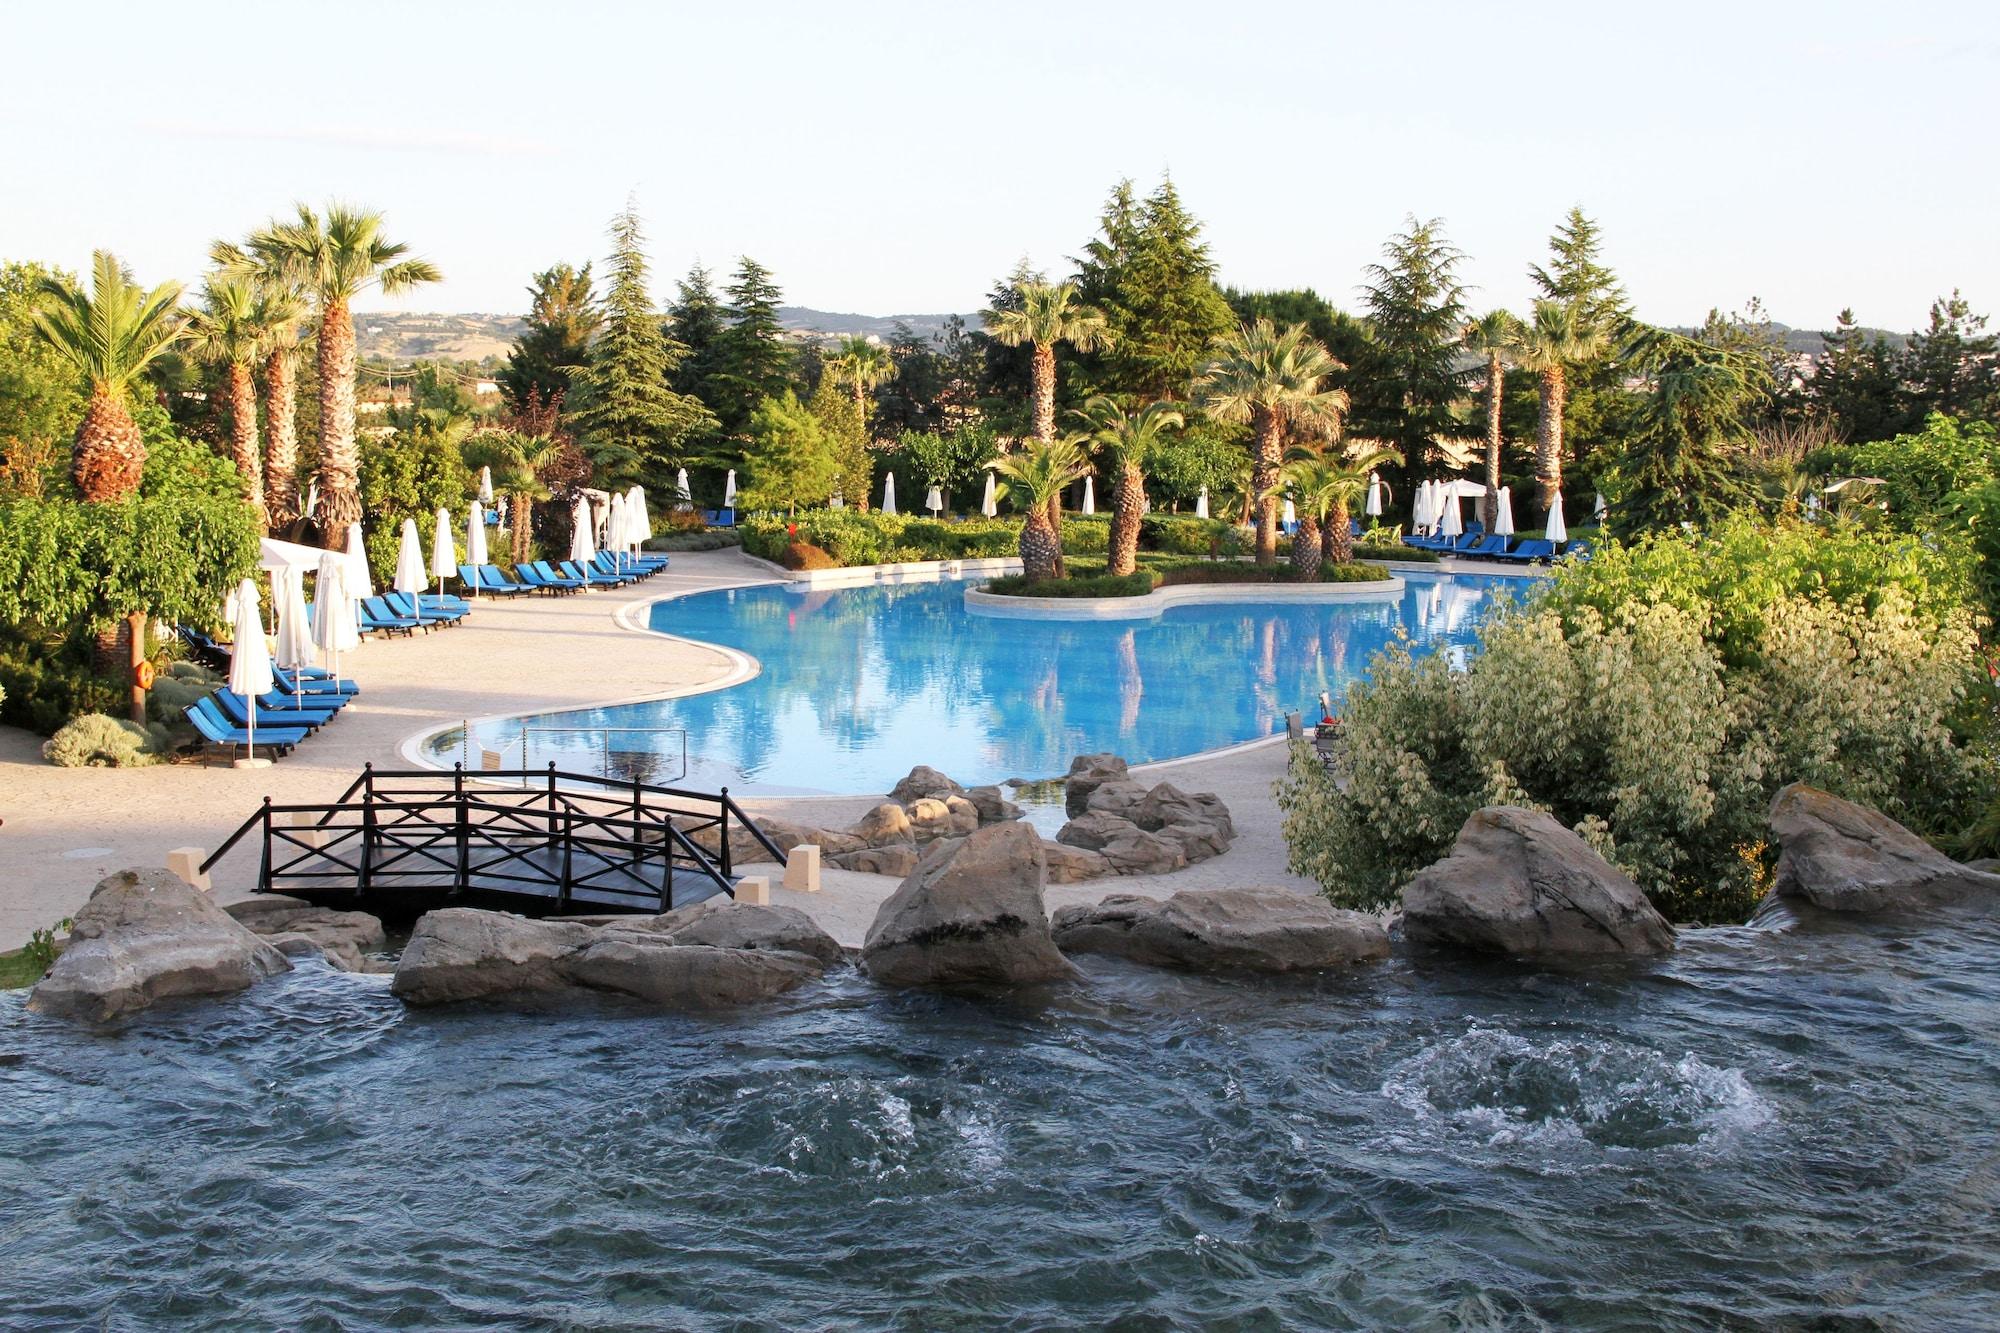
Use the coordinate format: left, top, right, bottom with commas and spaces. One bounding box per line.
0, 549, 1315, 951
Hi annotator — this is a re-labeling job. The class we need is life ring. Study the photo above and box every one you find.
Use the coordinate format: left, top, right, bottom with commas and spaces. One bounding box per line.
135, 661, 156, 690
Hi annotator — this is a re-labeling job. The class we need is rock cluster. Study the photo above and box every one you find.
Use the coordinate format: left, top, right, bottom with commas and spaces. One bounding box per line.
1053, 887, 1388, 973
1768, 783, 2000, 913
390, 900, 842, 1008
1054, 779, 1235, 877
29, 869, 291, 1023
1402, 806, 1677, 958
225, 895, 390, 973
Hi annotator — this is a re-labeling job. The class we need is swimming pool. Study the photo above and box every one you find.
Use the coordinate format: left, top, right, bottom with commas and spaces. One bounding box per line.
430, 572, 1520, 795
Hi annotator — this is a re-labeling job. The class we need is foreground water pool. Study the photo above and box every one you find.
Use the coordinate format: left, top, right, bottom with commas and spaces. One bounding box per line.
4, 902, 1997, 1327
434, 572, 1517, 793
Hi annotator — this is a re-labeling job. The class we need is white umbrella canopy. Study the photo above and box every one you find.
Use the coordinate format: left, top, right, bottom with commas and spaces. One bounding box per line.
1365, 473, 1383, 517
344, 523, 374, 602
1195, 485, 1209, 519
228, 578, 275, 764
981, 472, 997, 518
882, 473, 897, 515
675, 468, 692, 506
925, 484, 943, 515
1546, 491, 1569, 544
1441, 491, 1463, 538
1495, 486, 1516, 536
1081, 477, 1095, 515
465, 501, 489, 593
271, 566, 313, 698
312, 552, 360, 684
478, 466, 494, 504
569, 495, 596, 564
722, 470, 737, 509
393, 518, 427, 596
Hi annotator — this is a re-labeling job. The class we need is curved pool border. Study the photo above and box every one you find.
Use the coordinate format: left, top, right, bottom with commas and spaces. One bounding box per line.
964, 573, 1406, 621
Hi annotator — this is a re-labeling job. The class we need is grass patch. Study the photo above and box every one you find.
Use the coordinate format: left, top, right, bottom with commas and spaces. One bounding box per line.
648, 530, 741, 552
0, 947, 49, 989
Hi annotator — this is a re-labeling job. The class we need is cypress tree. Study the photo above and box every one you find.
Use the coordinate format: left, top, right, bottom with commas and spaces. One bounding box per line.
567, 206, 714, 487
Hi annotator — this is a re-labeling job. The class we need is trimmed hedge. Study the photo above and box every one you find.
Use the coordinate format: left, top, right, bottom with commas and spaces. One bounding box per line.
983, 558, 1393, 599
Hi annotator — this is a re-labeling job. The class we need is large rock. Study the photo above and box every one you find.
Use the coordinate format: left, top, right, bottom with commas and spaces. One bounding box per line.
1769, 783, 2000, 912
890, 764, 964, 805
1131, 783, 1236, 842
903, 796, 979, 842
966, 785, 1024, 825
1053, 887, 1390, 972
830, 843, 922, 878
853, 802, 915, 847
651, 898, 844, 967
1057, 812, 1187, 876
1084, 779, 1151, 822
1402, 806, 1676, 957
225, 895, 387, 973
1064, 753, 1129, 817
391, 907, 829, 1007
1040, 839, 1114, 884
862, 822, 1075, 988
29, 869, 291, 1023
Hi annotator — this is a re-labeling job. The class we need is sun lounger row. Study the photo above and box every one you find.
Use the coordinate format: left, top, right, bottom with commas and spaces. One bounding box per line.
182, 668, 362, 761
476, 553, 670, 597
1400, 530, 1592, 564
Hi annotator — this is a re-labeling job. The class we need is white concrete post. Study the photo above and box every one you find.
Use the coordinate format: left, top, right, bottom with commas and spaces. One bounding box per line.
166, 847, 211, 892
784, 843, 822, 893
736, 875, 771, 906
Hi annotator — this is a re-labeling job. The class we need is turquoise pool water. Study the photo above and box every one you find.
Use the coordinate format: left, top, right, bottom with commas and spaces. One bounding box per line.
434, 572, 1519, 795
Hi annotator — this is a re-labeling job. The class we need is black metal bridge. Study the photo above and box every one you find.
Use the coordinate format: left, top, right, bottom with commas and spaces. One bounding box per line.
202, 765, 786, 920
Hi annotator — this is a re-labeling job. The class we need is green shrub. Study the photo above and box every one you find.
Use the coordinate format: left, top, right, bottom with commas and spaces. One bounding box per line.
649, 530, 740, 552
0, 632, 119, 734
984, 570, 1157, 598
1353, 542, 1438, 563
148, 662, 219, 724
1319, 562, 1395, 583
780, 541, 838, 571
43, 713, 168, 768
1059, 515, 1111, 555
983, 559, 1394, 598
1140, 514, 1243, 557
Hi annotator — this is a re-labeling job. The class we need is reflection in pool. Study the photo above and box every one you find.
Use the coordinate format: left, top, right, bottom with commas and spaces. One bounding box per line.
434, 572, 1522, 795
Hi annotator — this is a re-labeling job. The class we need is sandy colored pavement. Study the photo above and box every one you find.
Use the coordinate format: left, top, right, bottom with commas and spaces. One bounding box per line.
0, 549, 1316, 951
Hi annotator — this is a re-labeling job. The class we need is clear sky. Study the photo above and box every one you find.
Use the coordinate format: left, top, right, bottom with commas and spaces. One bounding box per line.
4, 1, 1994, 331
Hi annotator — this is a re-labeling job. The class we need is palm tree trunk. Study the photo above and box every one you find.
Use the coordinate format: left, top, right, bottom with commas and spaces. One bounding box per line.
1251, 410, 1282, 566
315, 296, 359, 541
1327, 499, 1354, 564
1019, 510, 1060, 581
1046, 492, 1066, 578
1108, 460, 1144, 576
1483, 353, 1504, 529
226, 361, 266, 530
512, 494, 533, 563
125, 611, 148, 726
263, 348, 299, 532
71, 386, 146, 502
1291, 513, 1322, 579
1031, 344, 1056, 442
1535, 364, 1565, 510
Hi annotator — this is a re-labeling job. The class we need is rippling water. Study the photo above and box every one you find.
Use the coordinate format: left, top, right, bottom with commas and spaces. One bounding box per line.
4, 902, 1998, 1329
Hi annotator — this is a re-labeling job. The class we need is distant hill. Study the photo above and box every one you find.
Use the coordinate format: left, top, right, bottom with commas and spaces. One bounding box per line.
775, 307, 973, 342
1666, 321, 1907, 357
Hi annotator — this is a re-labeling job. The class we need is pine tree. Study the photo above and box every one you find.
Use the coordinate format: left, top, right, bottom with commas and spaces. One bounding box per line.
1608, 331, 1757, 536
1529, 207, 1632, 329
1075, 176, 1233, 401
1809, 309, 1907, 442
1350, 217, 1472, 478
566, 207, 715, 488
1901, 291, 1999, 424
665, 262, 728, 403
499, 262, 599, 413
740, 390, 839, 516
712, 258, 791, 438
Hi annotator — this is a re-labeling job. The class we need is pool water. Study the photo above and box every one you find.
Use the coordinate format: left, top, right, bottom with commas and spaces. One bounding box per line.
435, 572, 1518, 794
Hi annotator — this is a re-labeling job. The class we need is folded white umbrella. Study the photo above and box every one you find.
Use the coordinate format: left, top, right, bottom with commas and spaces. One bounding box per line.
676, 468, 692, 506
1412, 481, 1431, 532
1081, 477, 1095, 515
980, 472, 997, 518
344, 522, 374, 603
228, 578, 275, 766
1195, 485, 1209, 519
1441, 490, 1463, 538
829, 492, 845, 510
722, 470, 737, 509
429, 506, 456, 610
569, 494, 596, 564
312, 552, 360, 685
925, 484, 943, 515
882, 473, 896, 515
1495, 486, 1516, 537
1281, 496, 1296, 527
393, 518, 427, 599
478, 466, 494, 505
1365, 473, 1383, 517
271, 565, 313, 695
465, 500, 489, 595
1546, 491, 1568, 545
627, 486, 654, 544
1593, 492, 1608, 522
609, 493, 630, 571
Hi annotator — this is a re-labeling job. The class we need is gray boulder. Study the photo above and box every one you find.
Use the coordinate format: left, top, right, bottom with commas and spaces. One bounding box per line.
890, 764, 964, 805
1057, 812, 1187, 876
563, 940, 824, 1008
966, 785, 1025, 825
830, 843, 922, 878
1053, 887, 1389, 972
29, 869, 291, 1023
1770, 783, 2000, 912
1403, 806, 1676, 957
1064, 753, 1129, 817
391, 910, 592, 1004
862, 822, 1075, 988
652, 898, 844, 967
1040, 839, 1114, 884
1131, 783, 1236, 842
225, 895, 387, 973
1084, 779, 1150, 821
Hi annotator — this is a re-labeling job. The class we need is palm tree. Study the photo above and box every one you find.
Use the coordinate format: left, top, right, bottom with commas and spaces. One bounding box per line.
982, 280, 1112, 444
230, 204, 440, 539
1514, 299, 1608, 509
29, 251, 186, 502
1077, 395, 1183, 576
1318, 441, 1403, 565
185, 276, 271, 527
821, 335, 897, 418
461, 429, 561, 563
992, 437, 1091, 581
1461, 310, 1520, 528
1195, 320, 1348, 566
254, 281, 310, 532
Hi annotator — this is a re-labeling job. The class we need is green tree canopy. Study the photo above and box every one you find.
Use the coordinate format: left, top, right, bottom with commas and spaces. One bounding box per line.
1074, 176, 1233, 401
499, 262, 599, 413
741, 391, 839, 515
1349, 217, 1472, 478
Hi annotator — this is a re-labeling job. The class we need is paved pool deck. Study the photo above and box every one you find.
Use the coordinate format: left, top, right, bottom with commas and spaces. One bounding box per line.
0, 548, 1320, 952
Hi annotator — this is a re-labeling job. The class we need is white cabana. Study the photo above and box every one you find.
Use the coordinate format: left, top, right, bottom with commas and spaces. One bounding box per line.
1195, 485, 1209, 519
722, 471, 737, 509
882, 473, 897, 515
312, 551, 360, 686
465, 501, 489, 595
981, 472, 997, 518
344, 523, 374, 608
1081, 477, 1095, 515
1495, 486, 1516, 537
569, 495, 596, 564
1546, 491, 1569, 545
227, 578, 275, 768
1365, 473, 1383, 518
258, 536, 338, 574
478, 466, 494, 505
675, 468, 692, 507
393, 518, 427, 601
925, 485, 943, 516
429, 506, 456, 610
270, 565, 313, 700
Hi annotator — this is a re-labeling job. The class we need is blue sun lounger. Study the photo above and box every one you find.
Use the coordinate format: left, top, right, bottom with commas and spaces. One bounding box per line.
383, 590, 467, 626
273, 666, 359, 697
359, 596, 424, 634
213, 689, 337, 734
186, 697, 310, 758
459, 563, 531, 597
557, 560, 630, 589
523, 561, 589, 593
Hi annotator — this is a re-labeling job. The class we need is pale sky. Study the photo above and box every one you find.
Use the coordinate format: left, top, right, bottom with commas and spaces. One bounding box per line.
4, 1, 1994, 332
